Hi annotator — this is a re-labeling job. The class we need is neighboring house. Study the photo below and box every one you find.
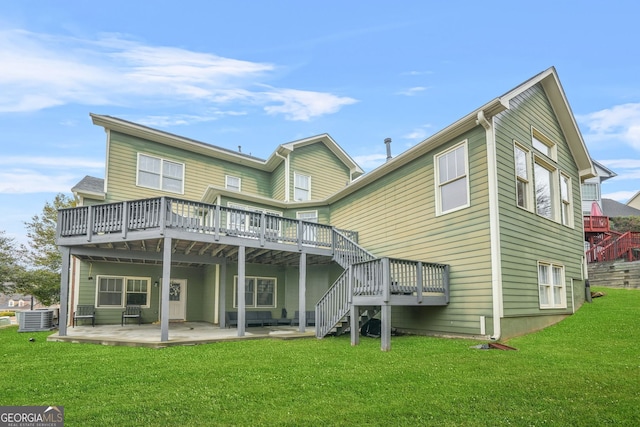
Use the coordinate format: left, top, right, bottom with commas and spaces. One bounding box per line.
581, 160, 616, 214
56, 67, 596, 347
626, 191, 640, 211
0, 289, 42, 311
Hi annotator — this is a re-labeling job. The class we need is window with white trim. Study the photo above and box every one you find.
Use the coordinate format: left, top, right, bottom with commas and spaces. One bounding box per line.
225, 175, 241, 191
435, 141, 469, 215
534, 160, 555, 220
137, 153, 184, 194
560, 173, 572, 227
233, 276, 276, 308
514, 143, 531, 210
538, 262, 565, 309
96, 276, 150, 307
227, 203, 282, 236
581, 183, 599, 202
294, 172, 311, 201
531, 128, 557, 161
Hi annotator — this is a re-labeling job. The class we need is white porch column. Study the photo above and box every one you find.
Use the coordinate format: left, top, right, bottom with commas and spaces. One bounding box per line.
298, 252, 306, 333
160, 236, 172, 342
219, 260, 227, 328
58, 247, 71, 337
237, 246, 246, 337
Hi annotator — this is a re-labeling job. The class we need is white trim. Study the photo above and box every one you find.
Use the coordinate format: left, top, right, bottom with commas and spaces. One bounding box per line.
514, 141, 533, 212
136, 152, 185, 194
537, 261, 567, 309
434, 140, 470, 216
481, 113, 504, 340
232, 276, 277, 308
560, 172, 573, 228
225, 175, 242, 192
95, 275, 151, 308
293, 171, 311, 201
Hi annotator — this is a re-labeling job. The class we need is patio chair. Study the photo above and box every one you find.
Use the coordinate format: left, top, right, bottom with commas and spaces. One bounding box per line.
73, 305, 95, 327
121, 305, 142, 326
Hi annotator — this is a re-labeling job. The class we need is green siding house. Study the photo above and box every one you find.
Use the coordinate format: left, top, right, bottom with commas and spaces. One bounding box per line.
56, 67, 595, 349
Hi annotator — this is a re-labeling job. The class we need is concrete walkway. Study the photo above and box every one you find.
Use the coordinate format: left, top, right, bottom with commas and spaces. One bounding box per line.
47, 322, 315, 348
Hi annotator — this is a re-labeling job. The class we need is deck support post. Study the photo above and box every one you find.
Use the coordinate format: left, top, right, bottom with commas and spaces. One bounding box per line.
350, 304, 359, 346
58, 247, 71, 337
298, 252, 307, 332
160, 236, 172, 342
237, 246, 246, 337
381, 303, 391, 351
218, 260, 227, 328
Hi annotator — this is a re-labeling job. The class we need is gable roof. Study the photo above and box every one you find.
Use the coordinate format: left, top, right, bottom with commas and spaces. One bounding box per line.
90, 114, 363, 177
71, 175, 106, 200
592, 159, 617, 181
626, 190, 640, 207
602, 198, 640, 217
326, 67, 596, 202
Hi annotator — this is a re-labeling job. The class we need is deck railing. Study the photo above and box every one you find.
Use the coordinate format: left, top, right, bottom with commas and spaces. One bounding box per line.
583, 215, 610, 233
58, 196, 349, 250
316, 257, 449, 338
332, 229, 376, 269
586, 231, 640, 263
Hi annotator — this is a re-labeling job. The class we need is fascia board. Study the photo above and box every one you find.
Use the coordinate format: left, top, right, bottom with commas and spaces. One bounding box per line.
91, 114, 271, 171
326, 98, 505, 203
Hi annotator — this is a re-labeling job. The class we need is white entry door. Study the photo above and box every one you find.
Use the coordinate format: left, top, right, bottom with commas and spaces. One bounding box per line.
168, 279, 187, 320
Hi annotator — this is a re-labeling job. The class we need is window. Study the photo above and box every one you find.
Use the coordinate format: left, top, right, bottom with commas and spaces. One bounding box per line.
534, 161, 555, 220
514, 143, 531, 210
294, 173, 311, 201
227, 203, 282, 236
96, 276, 150, 307
538, 262, 565, 308
126, 279, 149, 306
8, 300, 15, 307
233, 276, 276, 308
225, 175, 241, 191
581, 183, 599, 202
435, 141, 469, 215
531, 128, 556, 160
560, 174, 572, 227
137, 153, 184, 194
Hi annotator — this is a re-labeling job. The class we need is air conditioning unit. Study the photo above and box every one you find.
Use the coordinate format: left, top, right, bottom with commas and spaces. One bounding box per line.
18, 309, 54, 332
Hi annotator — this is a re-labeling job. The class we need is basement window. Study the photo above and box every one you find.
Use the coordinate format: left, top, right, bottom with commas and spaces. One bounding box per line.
233, 276, 277, 308
538, 262, 566, 309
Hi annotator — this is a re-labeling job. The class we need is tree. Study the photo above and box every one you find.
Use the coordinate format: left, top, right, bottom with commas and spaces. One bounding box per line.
12, 194, 76, 306
0, 230, 21, 286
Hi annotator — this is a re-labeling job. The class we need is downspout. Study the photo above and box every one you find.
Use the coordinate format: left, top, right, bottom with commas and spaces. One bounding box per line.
476, 110, 504, 341
275, 151, 290, 202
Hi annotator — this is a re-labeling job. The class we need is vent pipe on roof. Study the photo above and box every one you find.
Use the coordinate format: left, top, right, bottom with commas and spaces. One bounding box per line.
238, 145, 242, 153
384, 138, 392, 162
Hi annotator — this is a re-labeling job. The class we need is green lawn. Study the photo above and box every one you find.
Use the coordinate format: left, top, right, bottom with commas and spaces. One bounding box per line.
1, 287, 638, 426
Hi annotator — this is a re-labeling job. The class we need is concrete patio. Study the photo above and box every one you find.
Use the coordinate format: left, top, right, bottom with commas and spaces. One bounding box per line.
47, 322, 315, 348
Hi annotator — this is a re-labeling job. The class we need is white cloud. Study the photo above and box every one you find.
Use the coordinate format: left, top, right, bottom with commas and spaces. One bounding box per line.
353, 153, 387, 170
262, 88, 357, 121
403, 124, 433, 141
0, 170, 80, 194
0, 29, 357, 121
578, 103, 640, 150
599, 159, 640, 169
135, 111, 247, 127
0, 156, 103, 169
602, 190, 637, 203
396, 86, 428, 96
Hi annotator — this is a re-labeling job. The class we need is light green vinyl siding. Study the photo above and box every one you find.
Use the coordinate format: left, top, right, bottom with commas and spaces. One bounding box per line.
330, 126, 493, 336
494, 83, 585, 318
77, 261, 212, 324
105, 131, 271, 203
271, 162, 286, 200
289, 142, 351, 201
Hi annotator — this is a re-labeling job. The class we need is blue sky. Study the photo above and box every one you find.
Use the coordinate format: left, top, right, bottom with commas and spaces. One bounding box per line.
1, 1, 639, 244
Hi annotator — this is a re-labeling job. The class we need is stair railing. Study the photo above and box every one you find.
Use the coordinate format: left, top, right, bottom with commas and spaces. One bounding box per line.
332, 228, 376, 269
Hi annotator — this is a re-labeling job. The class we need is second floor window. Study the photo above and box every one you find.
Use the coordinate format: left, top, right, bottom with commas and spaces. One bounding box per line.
137, 153, 184, 194
294, 172, 311, 201
226, 175, 241, 191
435, 141, 469, 215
